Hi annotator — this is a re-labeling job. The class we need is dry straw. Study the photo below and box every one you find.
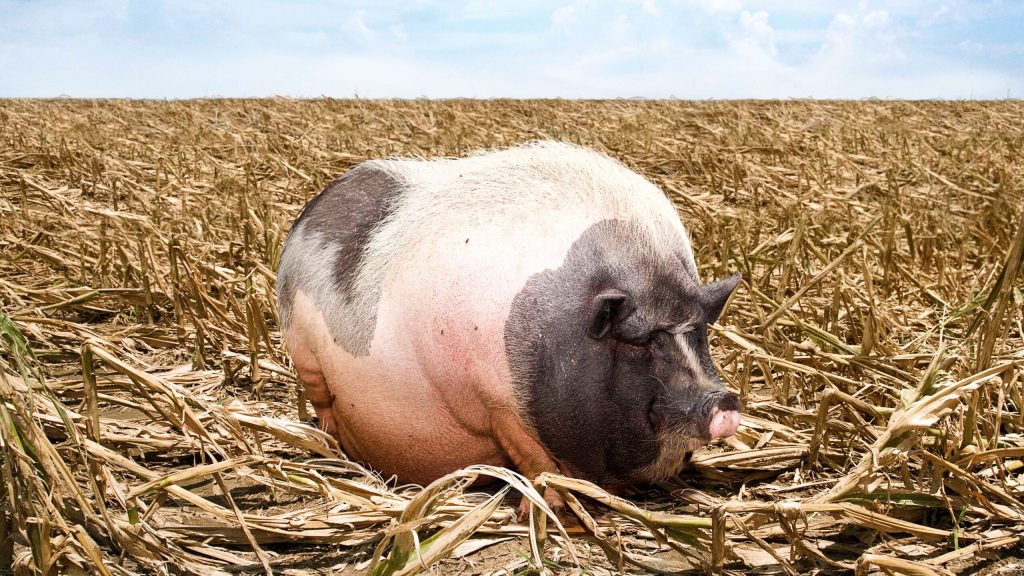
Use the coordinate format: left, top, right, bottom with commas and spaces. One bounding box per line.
0, 99, 1022, 575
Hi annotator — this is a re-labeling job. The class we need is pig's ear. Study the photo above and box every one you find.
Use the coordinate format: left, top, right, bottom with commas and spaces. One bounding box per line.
587, 290, 630, 339
701, 273, 741, 324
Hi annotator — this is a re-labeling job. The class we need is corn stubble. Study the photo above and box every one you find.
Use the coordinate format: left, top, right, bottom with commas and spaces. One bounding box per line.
0, 99, 1022, 575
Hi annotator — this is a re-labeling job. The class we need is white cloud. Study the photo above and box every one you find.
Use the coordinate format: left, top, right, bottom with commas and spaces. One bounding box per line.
342, 9, 374, 42
551, 0, 587, 36
459, 1, 537, 21
928, 2, 953, 23
959, 39, 983, 54
697, 0, 742, 14
818, 5, 905, 68
731, 10, 778, 58
389, 24, 408, 41
639, 0, 662, 17
922, 1, 971, 27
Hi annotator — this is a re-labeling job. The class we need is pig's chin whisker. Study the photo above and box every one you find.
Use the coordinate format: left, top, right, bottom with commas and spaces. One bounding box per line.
633, 431, 704, 482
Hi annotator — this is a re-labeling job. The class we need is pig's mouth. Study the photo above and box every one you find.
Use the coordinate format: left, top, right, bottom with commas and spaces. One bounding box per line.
635, 392, 741, 482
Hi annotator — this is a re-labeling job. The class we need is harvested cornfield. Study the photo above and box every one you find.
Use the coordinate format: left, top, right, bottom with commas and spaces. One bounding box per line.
0, 98, 1022, 575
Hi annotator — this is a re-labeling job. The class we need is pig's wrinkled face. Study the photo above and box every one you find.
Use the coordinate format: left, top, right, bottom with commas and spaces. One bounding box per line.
505, 219, 741, 485
594, 299, 742, 482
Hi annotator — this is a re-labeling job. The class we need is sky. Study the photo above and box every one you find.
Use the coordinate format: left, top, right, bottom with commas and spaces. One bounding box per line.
1, 0, 1021, 99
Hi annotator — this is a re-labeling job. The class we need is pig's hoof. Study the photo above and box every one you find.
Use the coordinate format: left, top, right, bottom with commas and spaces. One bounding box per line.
517, 488, 566, 523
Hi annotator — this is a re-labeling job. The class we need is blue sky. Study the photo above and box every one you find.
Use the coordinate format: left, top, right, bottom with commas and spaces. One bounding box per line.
1, 0, 1021, 98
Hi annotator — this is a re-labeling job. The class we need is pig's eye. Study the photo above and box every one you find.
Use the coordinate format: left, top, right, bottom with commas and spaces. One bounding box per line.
650, 332, 673, 362
617, 335, 653, 358
617, 343, 651, 363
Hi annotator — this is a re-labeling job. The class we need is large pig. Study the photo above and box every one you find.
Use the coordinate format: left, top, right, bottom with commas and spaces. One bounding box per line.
276, 141, 741, 511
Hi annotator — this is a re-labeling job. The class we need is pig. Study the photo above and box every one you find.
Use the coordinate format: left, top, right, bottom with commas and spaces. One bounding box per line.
276, 141, 741, 514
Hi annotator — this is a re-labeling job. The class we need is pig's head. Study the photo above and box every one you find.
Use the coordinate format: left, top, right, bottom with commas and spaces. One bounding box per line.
583, 272, 742, 482
506, 219, 741, 485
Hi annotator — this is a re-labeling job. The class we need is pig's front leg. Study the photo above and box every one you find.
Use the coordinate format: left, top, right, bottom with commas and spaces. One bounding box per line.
490, 410, 567, 521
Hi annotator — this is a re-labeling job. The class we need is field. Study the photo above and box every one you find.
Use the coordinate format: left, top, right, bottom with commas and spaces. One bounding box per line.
0, 98, 1022, 576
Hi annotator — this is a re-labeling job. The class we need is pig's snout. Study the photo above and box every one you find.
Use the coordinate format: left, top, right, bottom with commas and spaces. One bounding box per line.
708, 393, 741, 439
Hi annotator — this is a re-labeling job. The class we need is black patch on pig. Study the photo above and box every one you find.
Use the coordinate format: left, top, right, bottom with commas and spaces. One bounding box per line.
506, 219, 739, 484
298, 166, 402, 295
277, 164, 402, 350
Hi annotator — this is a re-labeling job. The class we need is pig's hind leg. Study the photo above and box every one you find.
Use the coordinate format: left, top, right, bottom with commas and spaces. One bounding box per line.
285, 333, 339, 439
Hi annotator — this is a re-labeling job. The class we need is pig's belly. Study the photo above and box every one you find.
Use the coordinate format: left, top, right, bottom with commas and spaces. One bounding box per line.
287, 290, 510, 485
322, 351, 510, 484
